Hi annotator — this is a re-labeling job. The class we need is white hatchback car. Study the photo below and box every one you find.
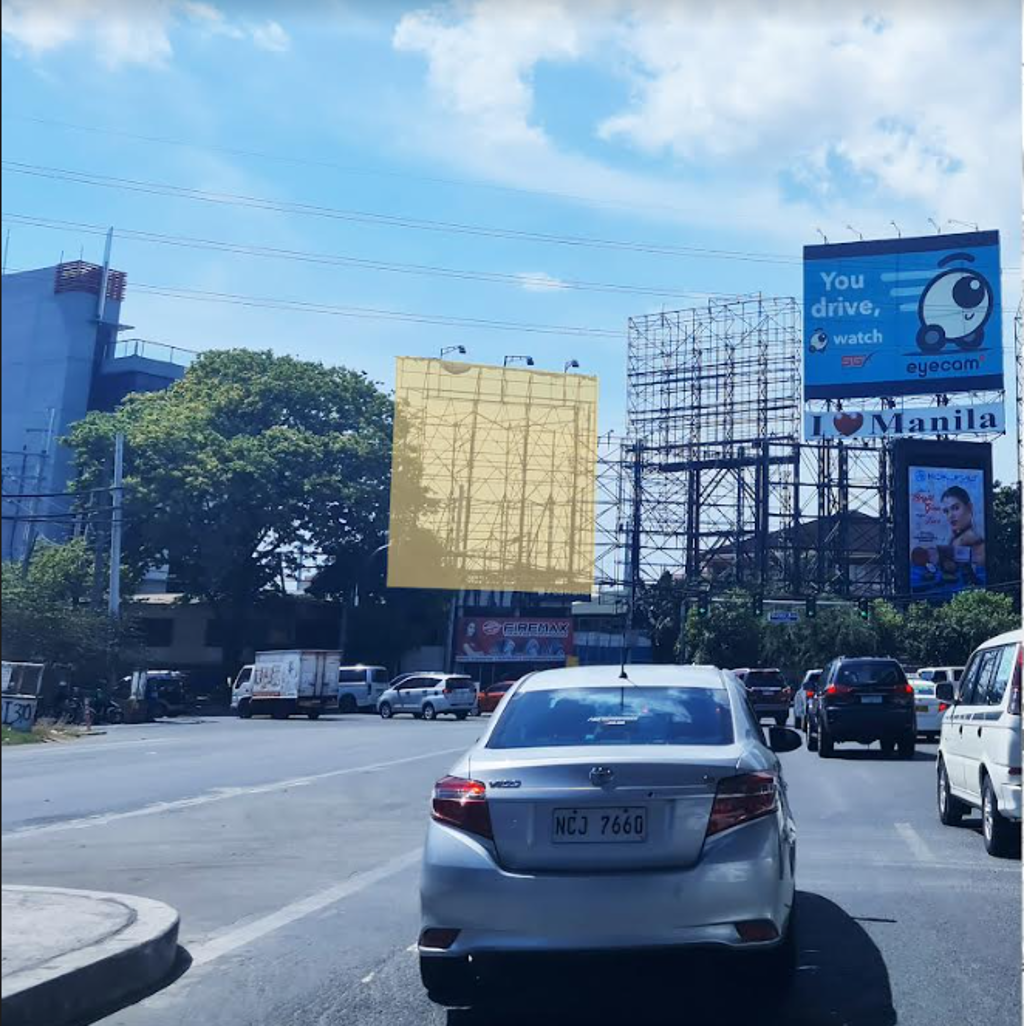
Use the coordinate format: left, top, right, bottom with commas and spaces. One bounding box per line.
418, 664, 802, 1009
936, 629, 1021, 856
908, 677, 949, 740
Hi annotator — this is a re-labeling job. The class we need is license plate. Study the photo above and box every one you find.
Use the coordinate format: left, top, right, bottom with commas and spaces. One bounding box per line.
552, 807, 646, 843
861, 695, 883, 704
916, 704, 929, 713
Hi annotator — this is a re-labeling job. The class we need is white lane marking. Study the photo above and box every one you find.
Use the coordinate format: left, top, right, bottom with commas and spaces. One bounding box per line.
1, 747, 464, 842
894, 821, 937, 863
361, 972, 376, 984
188, 848, 421, 968
1, 736, 189, 757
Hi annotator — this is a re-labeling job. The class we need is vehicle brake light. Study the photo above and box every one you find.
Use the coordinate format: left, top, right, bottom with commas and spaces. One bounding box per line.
938, 702, 949, 713
825, 683, 854, 696
735, 919, 780, 943
431, 775, 492, 840
902, 682, 914, 694
1009, 648, 1022, 716
706, 772, 778, 837
805, 690, 814, 699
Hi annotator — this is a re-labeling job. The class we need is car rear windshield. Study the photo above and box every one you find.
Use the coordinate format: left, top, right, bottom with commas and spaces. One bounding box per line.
487, 686, 734, 749
744, 671, 786, 688
835, 661, 907, 688
910, 681, 935, 696
446, 679, 476, 690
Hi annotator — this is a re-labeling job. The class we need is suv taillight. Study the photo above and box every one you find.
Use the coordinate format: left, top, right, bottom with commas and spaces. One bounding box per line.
431, 775, 492, 840
706, 772, 778, 837
1010, 648, 1022, 716
824, 683, 854, 697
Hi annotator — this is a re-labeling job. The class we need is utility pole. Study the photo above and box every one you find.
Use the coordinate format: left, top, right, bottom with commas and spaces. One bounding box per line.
108, 432, 124, 617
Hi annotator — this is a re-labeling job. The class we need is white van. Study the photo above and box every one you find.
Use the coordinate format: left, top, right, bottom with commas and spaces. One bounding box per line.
338, 665, 390, 714
917, 666, 964, 685
936, 629, 1021, 856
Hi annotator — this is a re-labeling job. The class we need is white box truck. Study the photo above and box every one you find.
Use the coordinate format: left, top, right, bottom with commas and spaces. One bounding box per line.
249, 650, 341, 720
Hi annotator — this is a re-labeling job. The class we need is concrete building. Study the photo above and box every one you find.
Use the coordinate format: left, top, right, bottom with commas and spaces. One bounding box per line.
2, 260, 188, 561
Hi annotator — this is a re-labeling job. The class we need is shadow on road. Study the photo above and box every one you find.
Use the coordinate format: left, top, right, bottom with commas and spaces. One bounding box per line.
824, 746, 936, 763
446, 892, 895, 1026
72, 946, 192, 1026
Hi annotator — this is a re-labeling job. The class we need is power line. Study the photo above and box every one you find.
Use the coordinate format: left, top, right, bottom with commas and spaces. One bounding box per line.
0, 161, 806, 266
2, 113, 733, 222
0, 213, 730, 302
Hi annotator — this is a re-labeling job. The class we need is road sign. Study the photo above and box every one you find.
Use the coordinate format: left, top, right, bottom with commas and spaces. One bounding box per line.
768, 611, 800, 624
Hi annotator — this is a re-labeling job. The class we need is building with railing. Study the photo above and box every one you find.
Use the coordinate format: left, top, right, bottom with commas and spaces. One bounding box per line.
2, 261, 189, 561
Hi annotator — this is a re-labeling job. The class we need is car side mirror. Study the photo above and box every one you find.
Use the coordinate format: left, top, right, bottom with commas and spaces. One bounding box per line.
768, 725, 802, 754
935, 682, 955, 703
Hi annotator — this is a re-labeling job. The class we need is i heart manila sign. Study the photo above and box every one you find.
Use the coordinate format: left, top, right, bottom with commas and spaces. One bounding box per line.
804, 402, 1004, 440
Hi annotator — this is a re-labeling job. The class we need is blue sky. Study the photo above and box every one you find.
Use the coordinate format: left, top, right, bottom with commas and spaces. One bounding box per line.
1, 0, 1020, 477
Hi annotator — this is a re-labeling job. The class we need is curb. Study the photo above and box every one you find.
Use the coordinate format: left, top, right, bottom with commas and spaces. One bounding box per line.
2, 886, 180, 1026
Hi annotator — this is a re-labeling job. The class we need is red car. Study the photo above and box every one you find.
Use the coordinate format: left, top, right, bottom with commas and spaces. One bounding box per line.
476, 679, 517, 715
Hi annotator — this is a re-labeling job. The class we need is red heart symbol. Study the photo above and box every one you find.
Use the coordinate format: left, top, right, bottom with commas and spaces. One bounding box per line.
833, 412, 863, 436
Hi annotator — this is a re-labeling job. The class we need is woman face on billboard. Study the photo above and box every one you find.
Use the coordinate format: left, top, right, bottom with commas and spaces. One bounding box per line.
941, 486, 975, 538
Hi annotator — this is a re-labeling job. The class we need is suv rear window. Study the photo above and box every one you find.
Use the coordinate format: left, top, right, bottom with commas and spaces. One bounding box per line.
487, 686, 734, 749
744, 671, 786, 688
835, 661, 907, 688
446, 679, 476, 691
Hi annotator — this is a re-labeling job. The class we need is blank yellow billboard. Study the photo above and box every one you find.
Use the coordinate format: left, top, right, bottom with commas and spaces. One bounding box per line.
388, 358, 598, 594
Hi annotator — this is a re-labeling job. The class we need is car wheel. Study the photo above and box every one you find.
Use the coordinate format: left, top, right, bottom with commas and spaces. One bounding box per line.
806, 719, 818, 752
339, 694, 358, 715
422, 703, 437, 721
421, 956, 475, 1007
937, 758, 965, 826
775, 713, 788, 727
379, 701, 393, 720
455, 712, 469, 721
238, 700, 253, 720
306, 710, 321, 720
982, 775, 1017, 857
897, 733, 916, 760
818, 727, 834, 758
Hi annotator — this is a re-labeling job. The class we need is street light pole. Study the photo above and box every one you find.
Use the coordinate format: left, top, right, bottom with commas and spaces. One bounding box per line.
108, 432, 125, 617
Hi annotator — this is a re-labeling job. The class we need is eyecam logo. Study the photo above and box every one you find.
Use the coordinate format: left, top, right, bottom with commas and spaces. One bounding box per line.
905, 354, 984, 380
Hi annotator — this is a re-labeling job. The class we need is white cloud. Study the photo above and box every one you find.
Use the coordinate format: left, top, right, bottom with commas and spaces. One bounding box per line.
517, 271, 569, 292
249, 19, 290, 53
1, 0, 174, 66
391, 0, 1020, 239
1, 0, 291, 65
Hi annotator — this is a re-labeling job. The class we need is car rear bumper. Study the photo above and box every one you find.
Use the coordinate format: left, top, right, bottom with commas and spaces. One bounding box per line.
750, 701, 789, 715
823, 706, 914, 741
420, 815, 795, 957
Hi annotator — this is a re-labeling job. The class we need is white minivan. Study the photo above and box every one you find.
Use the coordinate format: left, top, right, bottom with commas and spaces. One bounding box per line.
936, 629, 1021, 856
338, 665, 390, 714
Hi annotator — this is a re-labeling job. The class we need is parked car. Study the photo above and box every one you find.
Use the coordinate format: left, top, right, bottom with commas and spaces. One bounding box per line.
378, 673, 478, 721
418, 664, 802, 1009
917, 666, 964, 685
793, 670, 822, 731
908, 677, 950, 741
807, 657, 915, 758
338, 665, 391, 714
732, 668, 792, 726
936, 629, 1021, 857
476, 679, 517, 715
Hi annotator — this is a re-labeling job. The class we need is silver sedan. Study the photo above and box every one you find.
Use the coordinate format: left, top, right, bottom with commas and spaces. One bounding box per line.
418, 664, 802, 1009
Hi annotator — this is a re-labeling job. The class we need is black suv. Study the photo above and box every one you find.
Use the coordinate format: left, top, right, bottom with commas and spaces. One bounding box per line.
732, 668, 792, 726
807, 657, 915, 758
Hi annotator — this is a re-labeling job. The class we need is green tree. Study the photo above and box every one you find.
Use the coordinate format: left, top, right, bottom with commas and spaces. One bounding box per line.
2, 541, 141, 681
638, 572, 686, 663
992, 482, 1021, 609
683, 590, 761, 668
67, 350, 393, 673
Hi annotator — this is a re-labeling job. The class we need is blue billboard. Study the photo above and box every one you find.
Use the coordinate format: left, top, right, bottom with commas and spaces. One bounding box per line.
804, 231, 1002, 400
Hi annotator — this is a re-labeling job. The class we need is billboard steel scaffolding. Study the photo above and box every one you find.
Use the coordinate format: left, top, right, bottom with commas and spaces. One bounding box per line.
610, 296, 895, 600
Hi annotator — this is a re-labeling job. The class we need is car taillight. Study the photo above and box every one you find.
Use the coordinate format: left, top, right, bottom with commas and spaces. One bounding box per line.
824, 683, 853, 697
938, 702, 949, 713
431, 775, 492, 840
706, 772, 778, 838
1010, 649, 1022, 716
805, 690, 814, 699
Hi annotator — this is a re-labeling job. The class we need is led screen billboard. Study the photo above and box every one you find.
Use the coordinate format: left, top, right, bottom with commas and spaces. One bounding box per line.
804, 231, 1002, 400
893, 440, 993, 601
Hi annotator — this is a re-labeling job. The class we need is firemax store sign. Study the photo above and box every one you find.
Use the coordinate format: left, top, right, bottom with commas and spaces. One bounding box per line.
805, 402, 1004, 440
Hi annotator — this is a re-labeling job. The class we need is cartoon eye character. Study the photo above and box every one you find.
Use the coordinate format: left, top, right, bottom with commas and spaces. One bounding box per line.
916, 253, 992, 354
809, 328, 829, 353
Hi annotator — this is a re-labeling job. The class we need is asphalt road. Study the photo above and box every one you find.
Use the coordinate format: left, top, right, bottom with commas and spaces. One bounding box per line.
2, 714, 1019, 1026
